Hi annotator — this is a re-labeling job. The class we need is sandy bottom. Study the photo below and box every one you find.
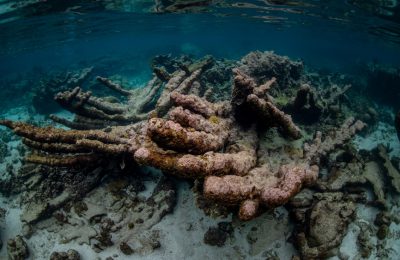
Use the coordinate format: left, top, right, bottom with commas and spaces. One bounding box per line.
0, 181, 297, 260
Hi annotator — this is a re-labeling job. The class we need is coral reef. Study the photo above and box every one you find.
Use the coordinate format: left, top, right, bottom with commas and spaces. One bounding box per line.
286, 125, 400, 258
0, 53, 366, 224
204, 117, 364, 220
1, 52, 380, 259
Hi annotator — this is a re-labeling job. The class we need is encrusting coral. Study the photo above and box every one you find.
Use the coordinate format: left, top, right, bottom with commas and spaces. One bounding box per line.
0, 53, 365, 223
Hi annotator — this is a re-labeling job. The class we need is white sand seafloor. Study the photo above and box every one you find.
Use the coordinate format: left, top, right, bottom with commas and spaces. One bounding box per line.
0, 107, 400, 259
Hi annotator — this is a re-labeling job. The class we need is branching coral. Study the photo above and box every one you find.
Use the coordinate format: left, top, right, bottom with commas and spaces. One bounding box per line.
0, 53, 366, 222
0, 119, 133, 166
203, 118, 364, 220
134, 91, 254, 178
51, 75, 161, 129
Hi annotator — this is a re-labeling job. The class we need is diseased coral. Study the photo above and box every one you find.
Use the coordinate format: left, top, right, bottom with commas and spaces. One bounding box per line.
286, 84, 323, 123
51, 75, 161, 129
26, 172, 175, 255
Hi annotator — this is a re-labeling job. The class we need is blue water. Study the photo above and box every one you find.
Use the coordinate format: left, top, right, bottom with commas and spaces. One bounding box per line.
1, 3, 400, 76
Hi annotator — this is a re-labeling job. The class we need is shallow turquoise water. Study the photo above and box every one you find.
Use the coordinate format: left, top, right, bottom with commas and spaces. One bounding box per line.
1, 1, 400, 75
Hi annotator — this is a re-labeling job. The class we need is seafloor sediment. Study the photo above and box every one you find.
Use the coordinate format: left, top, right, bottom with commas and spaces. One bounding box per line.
0, 51, 399, 259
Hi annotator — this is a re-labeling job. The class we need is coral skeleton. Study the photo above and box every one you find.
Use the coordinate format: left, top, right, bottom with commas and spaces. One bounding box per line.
0, 53, 365, 221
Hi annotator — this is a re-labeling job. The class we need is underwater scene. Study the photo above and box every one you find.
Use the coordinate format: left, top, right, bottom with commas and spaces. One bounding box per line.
1, 0, 400, 259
